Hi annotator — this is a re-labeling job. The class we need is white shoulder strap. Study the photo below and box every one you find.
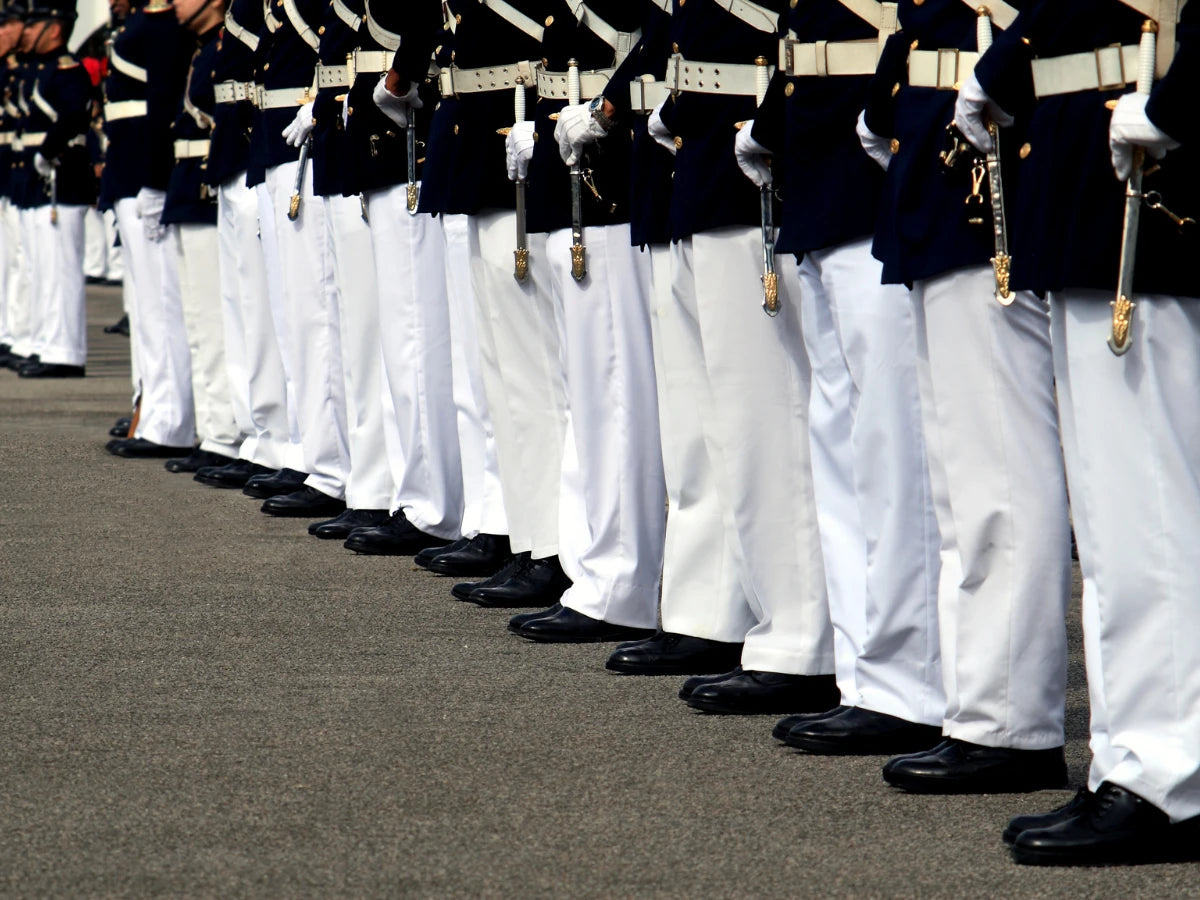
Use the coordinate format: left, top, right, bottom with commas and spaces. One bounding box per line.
224, 7, 260, 51
364, 0, 401, 49
332, 0, 362, 31
650, 0, 670, 10
1119, 0, 1185, 76
281, 0, 320, 50
570, 3, 643, 64
712, 0, 779, 33
31, 81, 57, 123
109, 45, 148, 82
479, 0, 546, 44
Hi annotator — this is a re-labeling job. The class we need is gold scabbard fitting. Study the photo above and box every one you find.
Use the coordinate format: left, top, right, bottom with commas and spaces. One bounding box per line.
571, 243, 587, 281
407, 183, 419, 213
514, 247, 529, 282
762, 272, 779, 317
288, 193, 301, 221
992, 254, 1013, 305
1108, 295, 1135, 356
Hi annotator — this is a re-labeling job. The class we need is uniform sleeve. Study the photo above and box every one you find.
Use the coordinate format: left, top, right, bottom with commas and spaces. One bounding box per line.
749, 71, 786, 152
602, 33, 649, 121
389, 0, 444, 88
1146, 2, 1199, 146
973, 7, 1037, 120
145, 25, 196, 189
863, 29, 910, 138
40, 64, 93, 161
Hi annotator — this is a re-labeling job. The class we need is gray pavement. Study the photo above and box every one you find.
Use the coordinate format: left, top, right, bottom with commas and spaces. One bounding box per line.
0, 287, 1192, 897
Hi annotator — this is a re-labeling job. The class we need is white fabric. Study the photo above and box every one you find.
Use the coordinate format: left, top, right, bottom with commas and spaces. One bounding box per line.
0, 198, 15, 346
553, 101, 607, 166
1109, 92, 1179, 181
734, 120, 772, 188
372, 75, 422, 129
648, 100, 676, 156
83, 207, 107, 279
1052, 290, 1200, 822
505, 121, 536, 182
546, 225, 665, 630
325, 193, 393, 511
799, 239, 942, 725
953, 71, 1013, 154
0, 200, 26, 350
114, 197, 195, 446
26, 204, 87, 367
281, 101, 315, 148
366, 189, 462, 536
856, 109, 891, 170
672, 229, 834, 675
913, 265, 1070, 749
650, 243, 756, 644
214, 181, 256, 464
264, 161, 351, 499
136, 187, 167, 243
173, 223, 240, 458
103, 209, 123, 281
443, 214, 507, 539
467, 210, 565, 558
255, 181, 307, 471
12, 207, 37, 357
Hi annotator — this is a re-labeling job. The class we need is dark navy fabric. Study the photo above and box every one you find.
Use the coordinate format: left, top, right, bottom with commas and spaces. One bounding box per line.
659, 0, 785, 241
204, 0, 261, 187
163, 24, 219, 225
248, 0, 319, 180
311, 0, 359, 198
750, 0, 886, 257
0, 54, 21, 197
18, 48, 96, 208
975, 0, 1198, 298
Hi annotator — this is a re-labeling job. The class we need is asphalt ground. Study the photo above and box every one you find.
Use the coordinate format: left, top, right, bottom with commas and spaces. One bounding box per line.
0, 286, 1194, 898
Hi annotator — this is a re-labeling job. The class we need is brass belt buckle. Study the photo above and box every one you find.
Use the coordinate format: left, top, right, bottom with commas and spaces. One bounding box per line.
1094, 43, 1127, 92
936, 48, 960, 90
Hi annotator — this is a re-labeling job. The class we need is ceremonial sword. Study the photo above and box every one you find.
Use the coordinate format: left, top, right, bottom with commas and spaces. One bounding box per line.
288, 132, 312, 221
567, 59, 587, 281
513, 77, 529, 281
976, 7, 1012, 306
754, 56, 778, 317
406, 111, 419, 215
1109, 20, 1158, 356
49, 168, 58, 226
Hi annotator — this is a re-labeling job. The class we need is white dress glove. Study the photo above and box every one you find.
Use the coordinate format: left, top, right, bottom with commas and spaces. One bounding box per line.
373, 74, 422, 129
648, 99, 676, 156
856, 110, 892, 172
281, 102, 315, 148
734, 120, 772, 188
953, 72, 1014, 153
554, 102, 607, 166
33, 152, 55, 178
1109, 92, 1180, 181
505, 120, 536, 181
136, 187, 167, 243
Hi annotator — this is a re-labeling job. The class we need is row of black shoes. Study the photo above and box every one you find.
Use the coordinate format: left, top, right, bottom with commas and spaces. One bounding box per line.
0, 345, 85, 378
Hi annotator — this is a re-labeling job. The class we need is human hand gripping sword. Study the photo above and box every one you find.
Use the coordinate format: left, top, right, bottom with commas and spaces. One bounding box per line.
288, 131, 312, 221
976, 7, 1012, 305
1109, 20, 1158, 356
567, 59, 587, 281
754, 57, 778, 317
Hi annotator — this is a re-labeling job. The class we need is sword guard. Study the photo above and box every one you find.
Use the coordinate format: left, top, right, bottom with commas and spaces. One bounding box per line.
571, 243, 587, 282
1108, 294, 1135, 356
288, 193, 301, 221
407, 183, 419, 215
514, 247, 529, 282
761, 271, 779, 317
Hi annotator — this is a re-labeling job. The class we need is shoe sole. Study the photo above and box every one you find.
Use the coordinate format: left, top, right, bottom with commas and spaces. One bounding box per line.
685, 697, 784, 716
784, 733, 942, 756
261, 508, 345, 518
605, 660, 737, 676
342, 542, 408, 556
518, 629, 652, 645
1010, 841, 1192, 867
883, 771, 1069, 795
194, 478, 246, 489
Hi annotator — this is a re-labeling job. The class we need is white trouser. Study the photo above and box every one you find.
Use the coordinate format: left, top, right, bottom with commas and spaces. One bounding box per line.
263, 161, 349, 498
172, 223, 239, 457
2, 199, 27, 351
545, 225, 665, 629
24, 204, 86, 366
117, 233, 140, 404
368, 189, 462, 535
443, 213, 507, 539
468, 210, 566, 558
83, 206, 107, 279
672, 229, 834, 675
1052, 291, 1200, 822
914, 266, 1070, 749
325, 193, 392, 511
215, 180, 257, 463
650, 243, 755, 643
103, 209, 123, 282
114, 196, 194, 446
799, 239, 943, 726
0, 197, 13, 346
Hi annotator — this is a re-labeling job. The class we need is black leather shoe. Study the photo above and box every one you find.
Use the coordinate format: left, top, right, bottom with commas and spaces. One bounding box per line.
416, 538, 468, 569
106, 437, 194, 458
1004, 789, 1092, 845
343, 509, 451, 556
4, 350, 33, 371
772, 706, 849, 741
1011, 782, 1200, 866
194, 459, 274, 488
260, 485, 345, 518
242, 467, 308, 498
605, 631, 745, 676
678, 667, 743, 701
164, 449, 235, 473
308, 507, 388, 539
513, 605, 655, 644
686, 670, 839, 716
451, 553, 528, 602
784, 706, 943, 755
507, 602, 562, 631
109, 416, 132, 438
466, 554, 571, 608
882, 739, 1068, 794
426, 533, 512, 577
19, 361, 85, 378
103, 314, 130, 336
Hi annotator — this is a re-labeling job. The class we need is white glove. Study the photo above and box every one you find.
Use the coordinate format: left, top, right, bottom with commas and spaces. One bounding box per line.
281, 102, 315, 148
505, 120, 536, 181
373, 74, 422, 129
953, 72, 1014, 153
648, 99, 676, 156
734, 120, 772, 188
554, 101, 607, 166
856, 110, 892, 171
33, 152, 55, 177
136, 187, 166, 243
1110, 92, 1180, 181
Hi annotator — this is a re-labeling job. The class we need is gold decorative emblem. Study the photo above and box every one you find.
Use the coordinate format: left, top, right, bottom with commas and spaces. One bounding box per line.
407, 182, 419, 212
570, 243, 587, 281
1108, 294, 1135, 355
288, 193, 301, 221
762, 272, 779, 316
514, 247, 529, 282
992, 253, 1013, 306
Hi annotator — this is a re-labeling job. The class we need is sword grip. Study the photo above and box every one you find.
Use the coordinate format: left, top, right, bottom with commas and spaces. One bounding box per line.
514, 77, 526, 122
567, 59, 581, 107
975, 8, 993, 53
1136, 21, 1157, 95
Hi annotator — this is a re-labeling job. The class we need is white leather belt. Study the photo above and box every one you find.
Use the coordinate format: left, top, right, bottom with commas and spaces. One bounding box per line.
437, 61, 537, 97
16, 133, 84, 149
213, 80, 255, 104
666, 55, 772, 97
173, 138, 210, 159
254, 85, 312, 109
348, 49, 392, 83
535, 66, 614, 101
0, 132, 13, 145
713, 0, 779, 33
104, 99, 147, 121
907, 48, 980, 90
779, 38, 879, 77
1031, 44, 1140, 98
316, 64, 350, 89
628, 76, 671, 113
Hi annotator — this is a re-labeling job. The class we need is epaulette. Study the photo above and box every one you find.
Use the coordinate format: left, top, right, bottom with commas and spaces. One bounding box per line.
6, 54, 16, 69
145, 0, 172, 12
58, 54, 79, 69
